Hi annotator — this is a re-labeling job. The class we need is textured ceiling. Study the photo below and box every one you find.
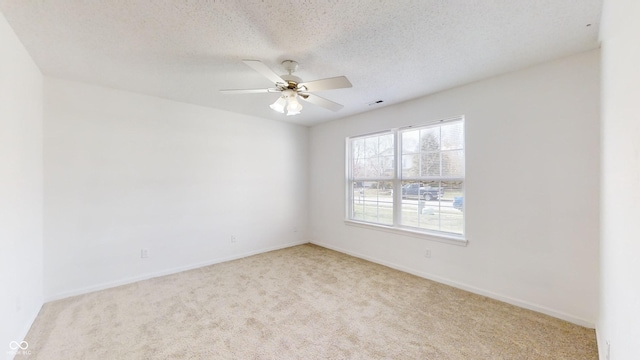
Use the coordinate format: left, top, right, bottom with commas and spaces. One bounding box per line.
0, 0, 602, 126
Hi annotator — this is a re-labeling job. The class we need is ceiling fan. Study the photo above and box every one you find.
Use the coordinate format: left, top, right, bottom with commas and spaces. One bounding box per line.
220, 60, 352, 116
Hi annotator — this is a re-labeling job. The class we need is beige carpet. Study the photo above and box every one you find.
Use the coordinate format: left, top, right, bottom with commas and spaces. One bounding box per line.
18, 244, 597, 359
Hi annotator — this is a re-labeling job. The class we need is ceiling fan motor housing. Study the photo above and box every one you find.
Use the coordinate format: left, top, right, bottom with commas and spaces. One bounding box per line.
280, 60, 302, 89
280, 75, 303, 90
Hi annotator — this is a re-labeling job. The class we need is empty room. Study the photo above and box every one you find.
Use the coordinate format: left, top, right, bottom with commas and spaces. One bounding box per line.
1, 1, 639, 359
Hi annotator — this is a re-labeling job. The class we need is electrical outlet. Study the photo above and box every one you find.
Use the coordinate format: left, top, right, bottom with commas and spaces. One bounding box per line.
425, 249, 431, 258
16, 296, 22, 312
231, 235, 237, 243
141, 248, 149, 259
293, 227, 298, 233
606, 340, 610, 360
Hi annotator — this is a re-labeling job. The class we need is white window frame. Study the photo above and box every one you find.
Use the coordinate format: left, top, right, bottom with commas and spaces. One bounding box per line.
345, 116, 467, 246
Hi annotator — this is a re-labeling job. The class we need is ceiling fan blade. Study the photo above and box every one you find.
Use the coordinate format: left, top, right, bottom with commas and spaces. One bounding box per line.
299, 93, 344, 112
243, 60, 286, 86
298, 76, 352, 92
220, 88, 279, 94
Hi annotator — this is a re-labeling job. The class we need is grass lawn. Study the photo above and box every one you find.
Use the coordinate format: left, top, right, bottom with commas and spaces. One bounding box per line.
352, 191, 463, 234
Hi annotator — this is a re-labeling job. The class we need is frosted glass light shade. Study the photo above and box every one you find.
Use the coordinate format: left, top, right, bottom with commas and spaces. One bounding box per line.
286, 97, 302, 116
269, 96, 286, 113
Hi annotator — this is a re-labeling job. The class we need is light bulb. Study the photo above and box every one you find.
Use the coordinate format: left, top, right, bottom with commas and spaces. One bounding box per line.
286, 97, 302, 116
269, 96, 286, 113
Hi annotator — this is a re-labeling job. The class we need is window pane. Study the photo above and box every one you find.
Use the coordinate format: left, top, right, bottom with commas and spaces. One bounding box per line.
400, 181, 442, 202
400, 180, 463, 235
402, 130, 419, 154
352, 138, 364, 158
353, 133, 394, 180
351, 181, 365, 221
365, 157, 380, 177
351, 139, 364, 178
400, 181, 440, 229
354, 181, 393, 225
353, 158, 365, 178
439, 181, 463, 234
421, 127, 440, 151
421, 152, 440, 177
441, 123, 463, 150
378, 134, 394, 154
441, 181, 463, 201
364, 137, 378, 158
442, 150, 464, 177
402, 154, 418, 177
380, 155, 394, 177
377, 181, 394, 225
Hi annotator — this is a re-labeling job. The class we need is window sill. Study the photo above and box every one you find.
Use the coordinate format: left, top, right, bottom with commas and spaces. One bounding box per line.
344, 220, 468, 246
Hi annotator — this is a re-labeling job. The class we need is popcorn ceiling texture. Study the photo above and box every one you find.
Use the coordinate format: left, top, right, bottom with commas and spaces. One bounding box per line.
18, 245, 596, 359
0, 1, 601, 125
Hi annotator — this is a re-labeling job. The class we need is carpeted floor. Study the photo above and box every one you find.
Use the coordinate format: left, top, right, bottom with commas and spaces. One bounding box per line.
17, 244, 597, 359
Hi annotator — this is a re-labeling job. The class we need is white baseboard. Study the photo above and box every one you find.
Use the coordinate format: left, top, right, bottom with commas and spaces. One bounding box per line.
44, 240, 309, 302
311, 240, 595, 329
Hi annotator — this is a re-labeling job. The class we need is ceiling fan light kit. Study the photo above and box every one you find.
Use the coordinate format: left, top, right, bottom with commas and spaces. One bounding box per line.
221, 59, 352, 116
270, 89, 303, 116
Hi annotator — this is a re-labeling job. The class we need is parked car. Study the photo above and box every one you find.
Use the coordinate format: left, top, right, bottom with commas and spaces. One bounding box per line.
452, 196, 464, 211
401, 183, 444, 201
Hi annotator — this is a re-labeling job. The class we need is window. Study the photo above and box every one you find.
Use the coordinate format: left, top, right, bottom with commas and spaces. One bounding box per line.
347, 117, 465, 241
349, 132, 395, 225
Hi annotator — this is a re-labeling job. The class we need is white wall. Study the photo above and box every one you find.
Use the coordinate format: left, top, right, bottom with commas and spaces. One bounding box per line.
0, 10, 44, 360
599, 0, 640, 358
309, 50, 600, 327
43, 78, 309, 300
